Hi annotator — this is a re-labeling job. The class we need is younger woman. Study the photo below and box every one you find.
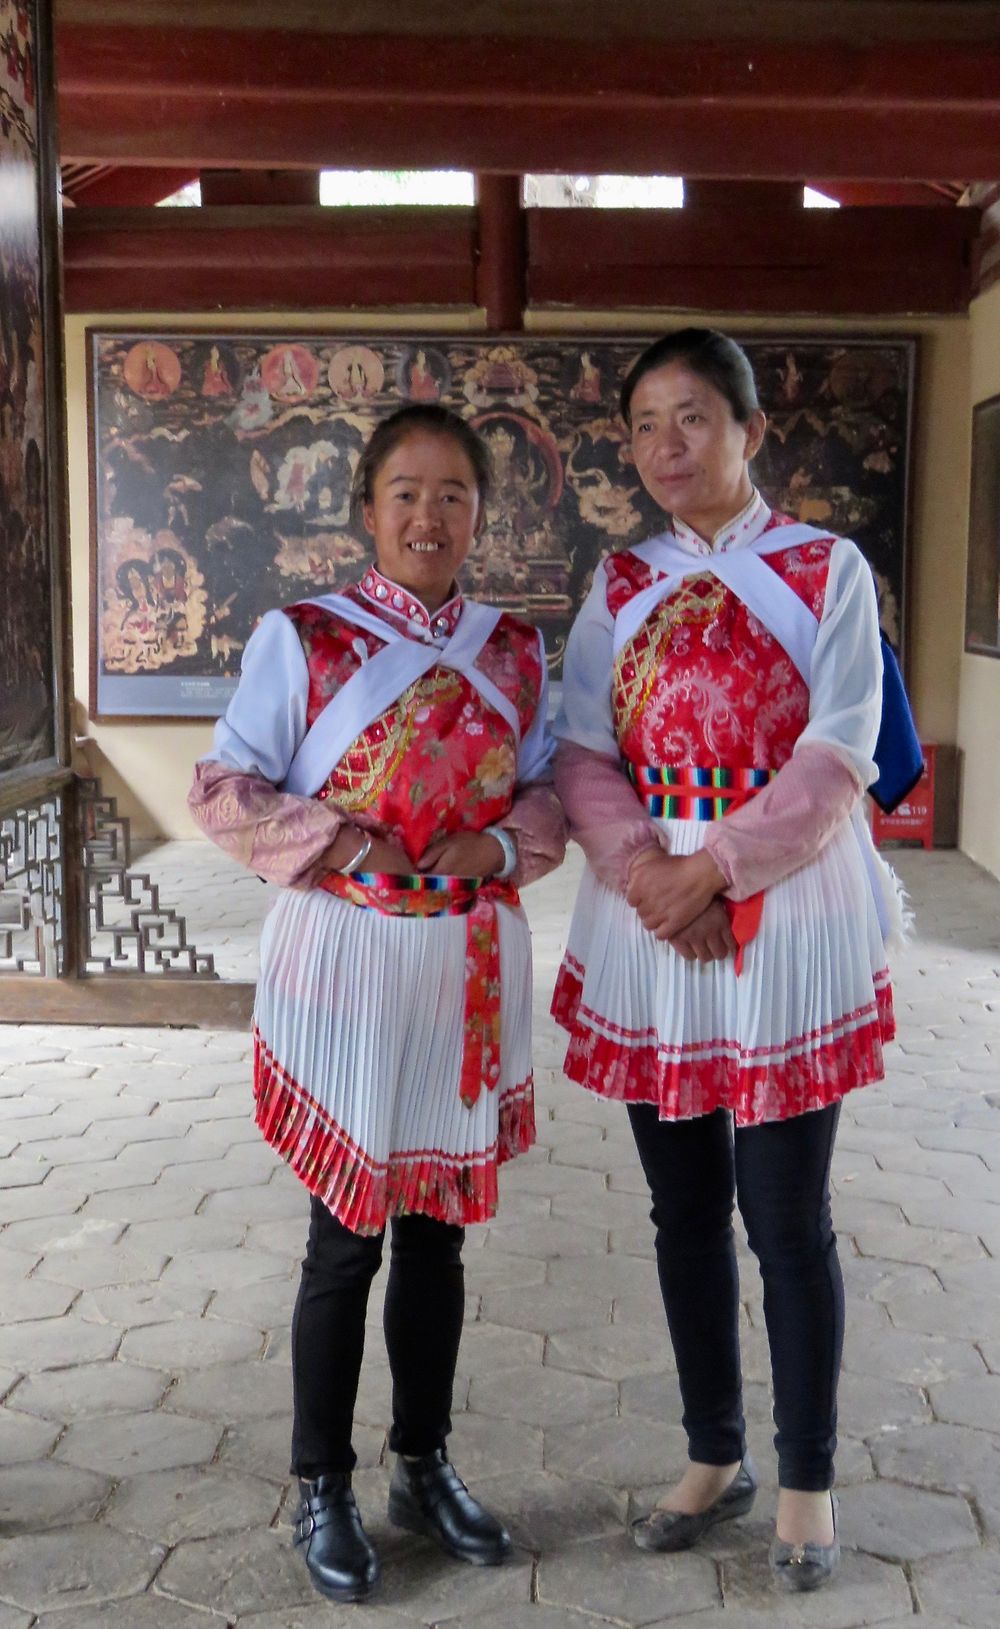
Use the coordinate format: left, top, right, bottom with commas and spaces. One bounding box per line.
190, 404, 565, 1603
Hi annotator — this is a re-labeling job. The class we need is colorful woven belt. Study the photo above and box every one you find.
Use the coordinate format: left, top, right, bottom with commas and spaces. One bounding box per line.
627, 765, 779, 974
628, 764, 778, 820
319, 868, 519, 1109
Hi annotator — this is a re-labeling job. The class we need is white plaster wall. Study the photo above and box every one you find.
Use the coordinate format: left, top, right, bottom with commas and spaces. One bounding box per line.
957, 282, 1000, 875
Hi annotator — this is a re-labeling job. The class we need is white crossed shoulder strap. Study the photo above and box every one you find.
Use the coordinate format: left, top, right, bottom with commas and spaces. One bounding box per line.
612, 524, 829, 682
282, 594, 517, 797
612, 525, 893, 943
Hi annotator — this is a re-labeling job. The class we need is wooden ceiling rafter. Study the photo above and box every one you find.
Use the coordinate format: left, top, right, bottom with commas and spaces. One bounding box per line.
61, 195, 978, 319
55, 24, 1000, 180
60, 163, 199, 207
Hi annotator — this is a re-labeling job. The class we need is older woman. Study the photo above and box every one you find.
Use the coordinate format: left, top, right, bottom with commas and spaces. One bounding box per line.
189, 404, 565, 1604
552, 329, 902, 1591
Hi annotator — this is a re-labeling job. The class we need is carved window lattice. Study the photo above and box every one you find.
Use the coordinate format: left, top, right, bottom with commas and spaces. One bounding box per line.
79, 778, 216, 977
0, 795, 66, 977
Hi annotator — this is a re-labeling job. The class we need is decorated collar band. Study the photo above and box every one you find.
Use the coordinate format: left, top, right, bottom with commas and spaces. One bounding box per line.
359, 567, 463, 640
672, 489, 772, 557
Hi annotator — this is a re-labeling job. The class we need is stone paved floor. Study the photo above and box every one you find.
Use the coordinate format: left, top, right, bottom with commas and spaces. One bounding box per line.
1, 844, 1000, 1627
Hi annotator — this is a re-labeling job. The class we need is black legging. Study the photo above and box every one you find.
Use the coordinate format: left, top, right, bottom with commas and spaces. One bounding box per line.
290, 1195, 465, 1478
627, 1101, 844, 1491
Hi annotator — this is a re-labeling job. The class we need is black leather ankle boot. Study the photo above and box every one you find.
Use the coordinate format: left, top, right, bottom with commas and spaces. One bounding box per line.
388, 1450, 511, 1565
293, 1474, 380, 1602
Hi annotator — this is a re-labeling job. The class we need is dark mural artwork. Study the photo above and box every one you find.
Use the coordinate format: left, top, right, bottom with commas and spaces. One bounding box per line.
90, 331, 914, 718
0, 0, 55, 772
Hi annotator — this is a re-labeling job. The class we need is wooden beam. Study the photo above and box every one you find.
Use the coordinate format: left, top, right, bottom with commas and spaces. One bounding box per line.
527, 205, 979, 315
64, 165, 198, 207
0, 975, 256, 1029
53, 1, 1000, 48
199, 169, 320, 206
62, 205, 477, 311
810, 180, 963, 208
56, 26, 1000, 180
475, 175, 525, 331
61, 195, 979, 318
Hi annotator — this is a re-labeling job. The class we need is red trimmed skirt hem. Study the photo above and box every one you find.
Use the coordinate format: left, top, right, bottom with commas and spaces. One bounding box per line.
550, 961, 895, 1127
252, 1028, 535, 1234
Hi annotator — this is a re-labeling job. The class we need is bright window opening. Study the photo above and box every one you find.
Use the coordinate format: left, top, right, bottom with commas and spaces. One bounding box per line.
803, 186, 840, 209
157, 181, 201, 207
319, 170, 475, 206
524, 174, 684, 208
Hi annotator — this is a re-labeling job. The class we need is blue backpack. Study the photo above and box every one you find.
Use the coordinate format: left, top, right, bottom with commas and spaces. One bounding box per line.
870, 636, 924, 814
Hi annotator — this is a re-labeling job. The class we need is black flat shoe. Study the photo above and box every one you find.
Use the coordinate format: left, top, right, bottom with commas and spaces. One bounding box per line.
631, 1456, 759, 1552
293, 1474, 381, 1603
388, 1450, 512, 1566
769, 1493, 840, 1592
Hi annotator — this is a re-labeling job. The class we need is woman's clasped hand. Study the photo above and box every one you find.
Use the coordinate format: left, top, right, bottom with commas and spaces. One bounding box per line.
625, 847, 730, 946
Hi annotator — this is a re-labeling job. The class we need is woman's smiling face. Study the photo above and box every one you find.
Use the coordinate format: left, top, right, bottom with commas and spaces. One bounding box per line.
363, 430, 481, 613
629, 360, 765, 540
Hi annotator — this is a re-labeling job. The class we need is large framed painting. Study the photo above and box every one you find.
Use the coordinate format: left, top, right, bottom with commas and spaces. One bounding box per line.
88, 331, 915, 718
964, 391, 1000, 658
0, 0, 64, 774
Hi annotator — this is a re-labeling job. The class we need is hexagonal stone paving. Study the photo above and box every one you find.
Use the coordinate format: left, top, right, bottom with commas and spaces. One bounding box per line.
231, 1608, 416, 1629
4, 848, 1000, 1624
913, 1547, 1000, 1628
56, 1410, 223, 1477
8, 1360, 170, 1421
105, 1465, 282, 1544
0, 1463, 110, 1534
33, 1603, 226, 1629
121, 1314, 264, 1368
0, 1525, 165, 1614
0, 1408, 60, 1465
838, 1480, 980, 1562
155, 1527, 328, 1616
538, 1533, 719, 1624
468, 1363, 618, 1428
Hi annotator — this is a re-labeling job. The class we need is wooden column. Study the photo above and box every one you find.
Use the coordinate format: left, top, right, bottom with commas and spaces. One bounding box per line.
475, 173, 525, 331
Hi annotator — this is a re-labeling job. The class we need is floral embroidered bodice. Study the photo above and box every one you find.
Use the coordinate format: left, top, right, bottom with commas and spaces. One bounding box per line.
606, 512, 835, 769
283, 572, 544, 864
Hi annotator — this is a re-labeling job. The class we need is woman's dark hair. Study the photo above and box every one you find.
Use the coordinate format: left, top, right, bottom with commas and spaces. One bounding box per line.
620, 328, 760, 428
350, 404, 492, 526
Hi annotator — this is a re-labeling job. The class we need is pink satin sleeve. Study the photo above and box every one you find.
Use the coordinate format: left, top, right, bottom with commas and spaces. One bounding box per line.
499, 783, 568, 888
554, 741, 666, 893
187, 760, 354, 889
702, 742, 864, 901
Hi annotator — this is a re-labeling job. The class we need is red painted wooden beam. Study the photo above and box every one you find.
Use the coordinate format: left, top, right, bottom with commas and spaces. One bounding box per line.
62, 199, 978, 317
527, 206, 979, 314
56, 25, 1000, 179
810, 180, 962, 208
63, 165, 199, 206
62, 206, 477, 311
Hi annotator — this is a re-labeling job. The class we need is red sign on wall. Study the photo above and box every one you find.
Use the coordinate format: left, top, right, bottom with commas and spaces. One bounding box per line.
871, 744, 936, 851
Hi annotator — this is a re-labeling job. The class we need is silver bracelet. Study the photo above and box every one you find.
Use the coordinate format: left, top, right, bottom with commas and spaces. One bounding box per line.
338, 831, 373, 873
483, 824, 517, 879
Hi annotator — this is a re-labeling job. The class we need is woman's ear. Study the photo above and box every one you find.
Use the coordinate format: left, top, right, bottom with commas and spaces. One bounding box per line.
361, 500, 376, 538
744, 409, 767, 464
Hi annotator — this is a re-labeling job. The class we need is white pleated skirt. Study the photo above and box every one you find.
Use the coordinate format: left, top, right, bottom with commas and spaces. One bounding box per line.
552, 816, 896, 1126
252, 888, 535, 1233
